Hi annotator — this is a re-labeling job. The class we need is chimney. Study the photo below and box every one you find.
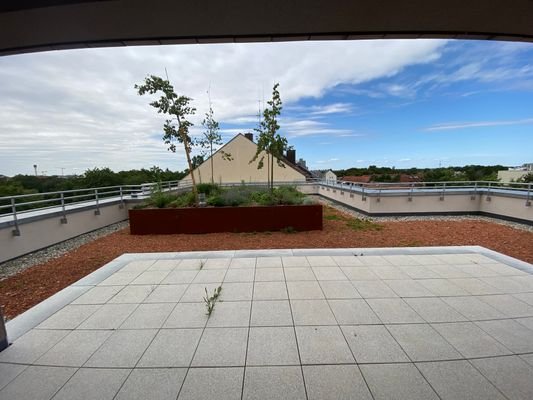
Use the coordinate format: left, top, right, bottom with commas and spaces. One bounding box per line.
286, 149, 296, 164
244, 133, 254, 142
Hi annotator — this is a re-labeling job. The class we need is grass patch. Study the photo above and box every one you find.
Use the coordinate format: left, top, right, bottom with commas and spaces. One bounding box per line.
324, 214, 344, 221
346, 218, 384, 231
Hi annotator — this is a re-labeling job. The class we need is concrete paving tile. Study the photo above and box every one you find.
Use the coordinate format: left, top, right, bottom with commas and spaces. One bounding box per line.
351, 280, 398, 298
78, 303, 137, 329
360, 363, 439, 400
37, 330, 112, 367
480, 276, 526, 293
417, 278, 470, 296
148, 259, 181, 271
229, 257, 256, 269
254, 267, 284, 282
341, 325, 409, 363
516, 316, 533, 330
119, 260, 155, 273
99, 271, 141, 286
247, 327, 300, 366
405, 298, 468, 323
432, 322, 511, 358
383, 255, 421, 266
206, 301, 251, 327
191, 327, 248, 367
250, 300, 293, 326
443, 296, 506, 320
52, 368, 130, 400
291, 300, 337, 325
471, 356, 533, 400
161, 270, 198, 284
0, 329, 69, 364
510, 275, 533, 291
306, 255, 337, 267
84, 329, 157, 368
384, 279, 435, 297
130, 270, 171, 285
319, 281, 361, 299
107, 285, 154, 303
224, 268, 255, 282
312, 266, 347, 281
372, 266, 411, 280
464, 253, 499, 264
410, 254, 448, 265
295, 325, 354, 364
287, 281, 325, 299
71, 286, 123, 304
331, 255, 364, 266
428, 264, 472, 279
115, 368, 186, 400
328, 299, 380, 324
458, 264, 501, 277
512, 292, 533, 306
192, 269, 226, 283
366, 298, 424, 323
0, 363, 27, 391
219, 282, 253, 301
253, 281, 288, 300
243, 366, 306, 400
521, 353, 533, 367
282, 256, 310, 267
138, 329, 202, 367
119, 303, 175, 329
399, 265, 441, 279
0, 366, 76, 400
176, 259, 206, 270
448, 278, 503, 295
358, 255, 392, 266
284, 267, 316, 281
179, 367, 243, 400
256, 257, 282, 268
164, 302, 208, 328
478, 294, 533, 318
483, 263, 527, 276
341, 267, 379, 280
143, 284, 187, 303
36, 304, 101, 329
303, 364, 372, 400
475, 319, 533, 353
417, 360, 505, 400
203, 258, 231, 269
388, 323, 462, 361
180, 283, 222, 302
435, 254, 474, 265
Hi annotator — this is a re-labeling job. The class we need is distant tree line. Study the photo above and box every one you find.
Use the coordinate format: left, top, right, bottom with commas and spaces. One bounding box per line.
333, 165, 508, 183
0, 166, 186, 197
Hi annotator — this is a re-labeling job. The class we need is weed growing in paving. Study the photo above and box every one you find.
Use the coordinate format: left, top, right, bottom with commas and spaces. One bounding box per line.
199, 260, 205, 270
204, 286, 222, 316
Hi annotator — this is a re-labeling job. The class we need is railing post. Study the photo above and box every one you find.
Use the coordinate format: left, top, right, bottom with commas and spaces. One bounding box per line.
471, 181, 478, 200
94, 189, 101, 215
440, 182, 446, 201
361, 186, 366, 201
60, 192, 68, 224
119, 186, 125, 209
486, 181, 492, 202
11, 198, 20, 236
526, 183, 531, 207
0, 307, 7, 351
408, 183, 413, 202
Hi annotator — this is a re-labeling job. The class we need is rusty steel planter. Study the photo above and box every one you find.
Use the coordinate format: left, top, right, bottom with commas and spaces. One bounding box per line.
129, 204, 323, 234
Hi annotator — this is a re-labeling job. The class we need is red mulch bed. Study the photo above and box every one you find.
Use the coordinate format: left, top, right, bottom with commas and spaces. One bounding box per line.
1, 206, 531, 320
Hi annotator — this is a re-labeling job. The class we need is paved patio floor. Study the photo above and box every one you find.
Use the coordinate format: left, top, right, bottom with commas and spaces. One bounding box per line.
1, 246, 533, 399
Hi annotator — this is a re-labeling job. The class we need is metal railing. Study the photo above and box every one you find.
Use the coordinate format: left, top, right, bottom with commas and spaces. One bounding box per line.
0, 180, 180, 235
1, 179, 530, 236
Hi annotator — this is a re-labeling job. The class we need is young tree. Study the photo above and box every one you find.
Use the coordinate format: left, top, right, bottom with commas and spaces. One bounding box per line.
200, 106, 232, 184
250, 83, 288, 191
135, 75, 199, 203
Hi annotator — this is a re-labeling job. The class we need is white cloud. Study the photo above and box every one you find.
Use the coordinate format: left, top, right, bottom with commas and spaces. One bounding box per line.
424, 118, 533, 131
0, 39, 446, 175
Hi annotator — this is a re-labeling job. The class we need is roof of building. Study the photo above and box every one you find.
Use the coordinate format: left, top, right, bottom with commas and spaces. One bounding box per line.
339, 175, 372, 183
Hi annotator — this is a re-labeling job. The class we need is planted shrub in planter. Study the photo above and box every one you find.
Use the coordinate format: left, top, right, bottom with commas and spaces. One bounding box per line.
129, 185, 322, 234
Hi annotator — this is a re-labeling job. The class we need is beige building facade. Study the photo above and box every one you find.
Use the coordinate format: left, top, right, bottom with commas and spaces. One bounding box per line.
181, 134, 307, 184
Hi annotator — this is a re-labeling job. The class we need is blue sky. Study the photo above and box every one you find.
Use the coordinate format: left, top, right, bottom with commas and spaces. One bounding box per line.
0, 39, 532, 175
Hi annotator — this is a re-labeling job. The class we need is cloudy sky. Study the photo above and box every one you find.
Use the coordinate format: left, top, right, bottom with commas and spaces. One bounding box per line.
0, 39, 532, 176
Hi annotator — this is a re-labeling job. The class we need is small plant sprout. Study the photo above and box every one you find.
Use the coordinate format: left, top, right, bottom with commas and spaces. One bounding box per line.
199, 260, 205, 270
203, 286, 223, 316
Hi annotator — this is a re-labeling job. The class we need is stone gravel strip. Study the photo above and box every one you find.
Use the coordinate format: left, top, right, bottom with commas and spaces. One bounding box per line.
0, 221, 129, 281
314, 196, 533, 233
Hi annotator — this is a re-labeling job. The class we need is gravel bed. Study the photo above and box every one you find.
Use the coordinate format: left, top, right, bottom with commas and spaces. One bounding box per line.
0, 220, 129, 281
313, 195, 533, 233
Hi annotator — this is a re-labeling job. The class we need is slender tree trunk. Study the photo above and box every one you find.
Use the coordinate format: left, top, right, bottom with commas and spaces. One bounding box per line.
210, 142, 214, 184
182, 133, 199, 204
270, 148, 274, 192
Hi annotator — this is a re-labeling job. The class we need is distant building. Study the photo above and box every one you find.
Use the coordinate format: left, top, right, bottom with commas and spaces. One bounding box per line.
497, 163, 533, 183
339, 175, 371, 184
180, 133, 310, 184
311, 169, 337, 183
